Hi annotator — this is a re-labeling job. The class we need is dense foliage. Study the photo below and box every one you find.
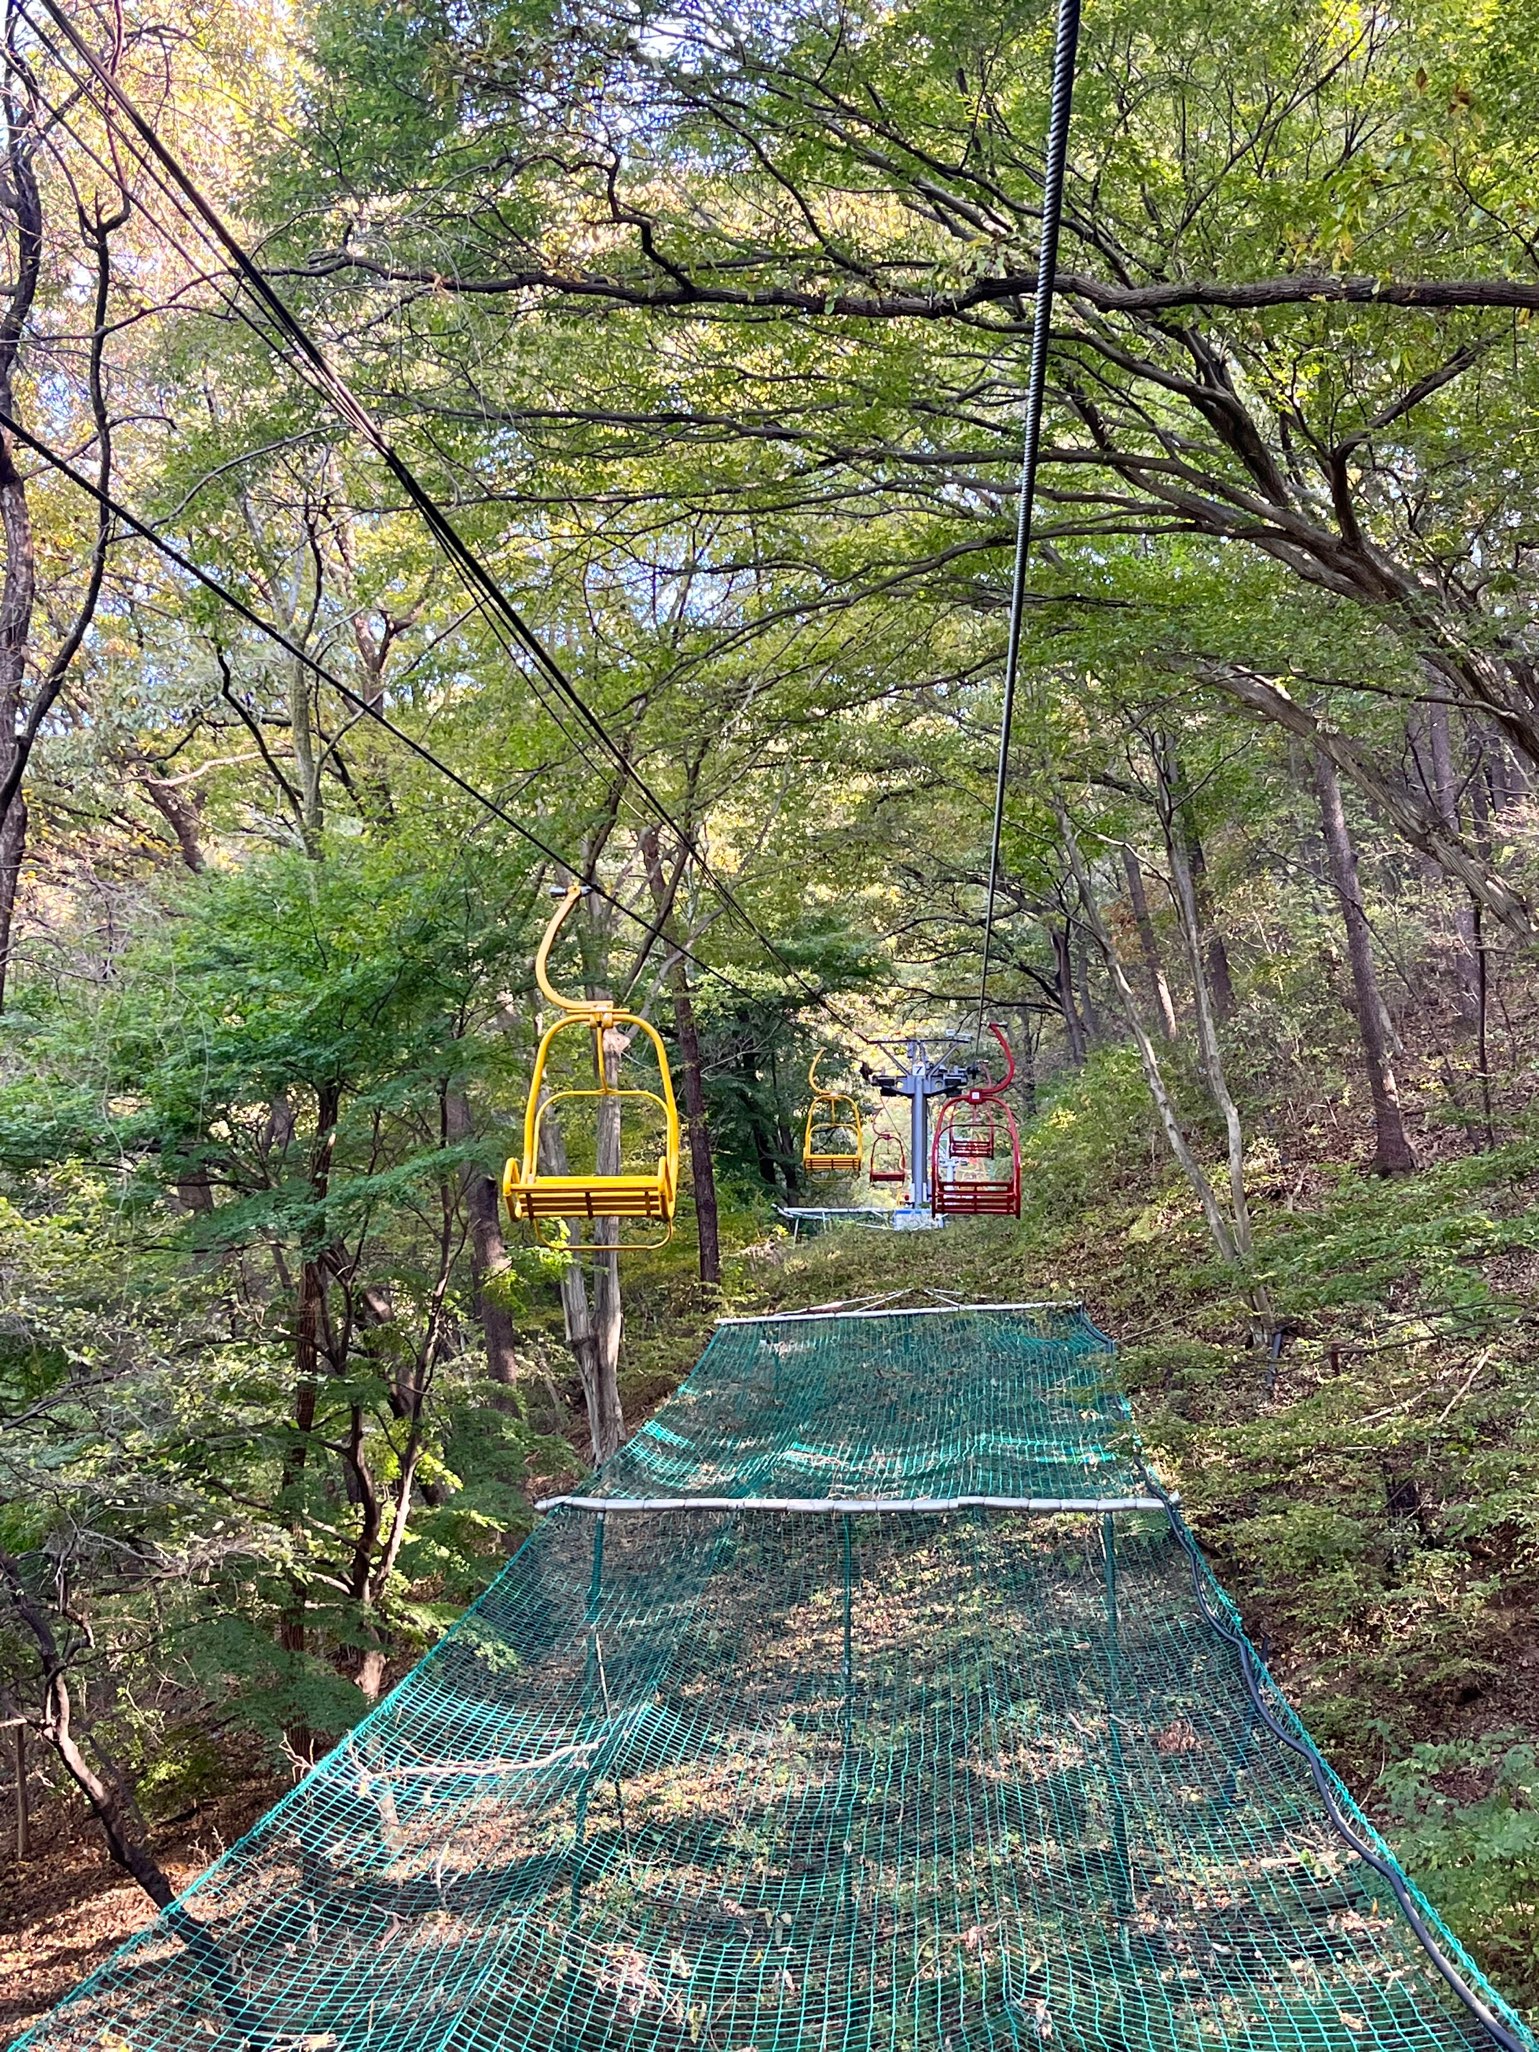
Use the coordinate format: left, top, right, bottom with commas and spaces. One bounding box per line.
1, 0, 1538, 2023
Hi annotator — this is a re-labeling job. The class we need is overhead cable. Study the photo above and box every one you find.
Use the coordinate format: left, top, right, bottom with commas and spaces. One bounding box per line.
0, 402, 781, 1012
973, 0, 1082, 1046
26, 0, 893, 1061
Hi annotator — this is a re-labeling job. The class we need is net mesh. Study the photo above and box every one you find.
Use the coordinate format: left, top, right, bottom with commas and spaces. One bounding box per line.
564, 1304, 1147, 1505
15, 1306, 1532, 2052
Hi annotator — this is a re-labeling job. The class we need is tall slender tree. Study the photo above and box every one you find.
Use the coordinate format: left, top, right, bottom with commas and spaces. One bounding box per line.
1312, 749, 1418, 1175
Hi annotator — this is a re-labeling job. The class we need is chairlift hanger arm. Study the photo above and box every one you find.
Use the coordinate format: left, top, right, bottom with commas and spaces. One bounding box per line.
977, 1021, 1017, 1099
535, 881, 596, 1016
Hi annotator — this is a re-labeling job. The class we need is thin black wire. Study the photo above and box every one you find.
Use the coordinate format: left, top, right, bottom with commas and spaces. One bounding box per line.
26, 0, 895, 1064
973, 0, 1082, 1048
0, 402, 786, 1013
10, 30, 626, 824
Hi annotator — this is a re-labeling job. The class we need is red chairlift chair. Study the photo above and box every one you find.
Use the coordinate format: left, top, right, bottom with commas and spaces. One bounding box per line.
943, 1101, 999, 1160
930, 1023, 1022, 1219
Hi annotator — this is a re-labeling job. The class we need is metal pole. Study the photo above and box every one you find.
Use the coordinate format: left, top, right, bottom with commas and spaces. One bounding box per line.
908, 1041, 930, 1210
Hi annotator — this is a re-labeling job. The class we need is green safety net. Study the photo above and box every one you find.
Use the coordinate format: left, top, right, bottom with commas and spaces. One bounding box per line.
562, 1303, 1148, 1505
16, 1306, 1533, 2052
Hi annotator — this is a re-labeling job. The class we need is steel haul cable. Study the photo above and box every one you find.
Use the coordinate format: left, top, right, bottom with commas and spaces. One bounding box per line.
24, 0, 896, 1063
973, 0, 1082, 1047
0, 404, 782, 1012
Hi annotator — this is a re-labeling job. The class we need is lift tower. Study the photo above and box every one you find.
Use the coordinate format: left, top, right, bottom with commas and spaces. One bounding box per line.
869, 1034, 974, 1219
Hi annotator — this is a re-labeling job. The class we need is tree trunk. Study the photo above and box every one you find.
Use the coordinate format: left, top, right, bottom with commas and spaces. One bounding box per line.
1057, 805, 1242, 1271
1472, 899, 1496, 1150
277, 1269, 322, 1763
1426, 699, 1479, 1021
539, 1100, 624, 1463
641, 829, 721, 1287
41, 1690, 174, 1908
288, 642, 324, 854
0, 1550, 176, 1908
767, 1044, 801, 1195
558, 1261, 606, 1460
1072, 929, 1100, 1042
672, 973, 721, 1286
0, 57, 39, 1016
0, 418, 32, 1006
1483, 725, 1528, 812
443, 1090, 521, 1392
0, 793, 25, 1007
1121, 846, 1179, 1038
280, 1268, 323, 1654
139, 772, 207, 872
740, 1049, 783, 1192
174, 1168, 214, 1215
1469, 728, 1492, 853
1051, 924, 1087, 1064
11, 1720, 27, 1859
1170, 765, 1236, 1021
590, 1249, 623, 1457
1312, 750, 1417, 1174
277, 1079, 340, 1760
1154, 753, 1275, 1340
1012, 1003, 1039, 1118
1166, 824, 1259, 1268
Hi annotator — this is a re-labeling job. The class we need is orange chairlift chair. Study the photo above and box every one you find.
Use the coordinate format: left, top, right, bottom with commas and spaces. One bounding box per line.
802, 1051, 864, 1175
503, 883, 681, 1250
930, 1022, 1022, 1219
867, 1120, 908, 1189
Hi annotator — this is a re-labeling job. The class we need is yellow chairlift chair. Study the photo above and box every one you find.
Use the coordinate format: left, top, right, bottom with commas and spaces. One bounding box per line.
801, 1050, 864, 1175
503, 883, 681, 1250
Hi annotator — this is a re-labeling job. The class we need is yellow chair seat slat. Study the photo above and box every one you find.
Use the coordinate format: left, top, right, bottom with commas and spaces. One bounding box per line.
508, 1173, 672, 1221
